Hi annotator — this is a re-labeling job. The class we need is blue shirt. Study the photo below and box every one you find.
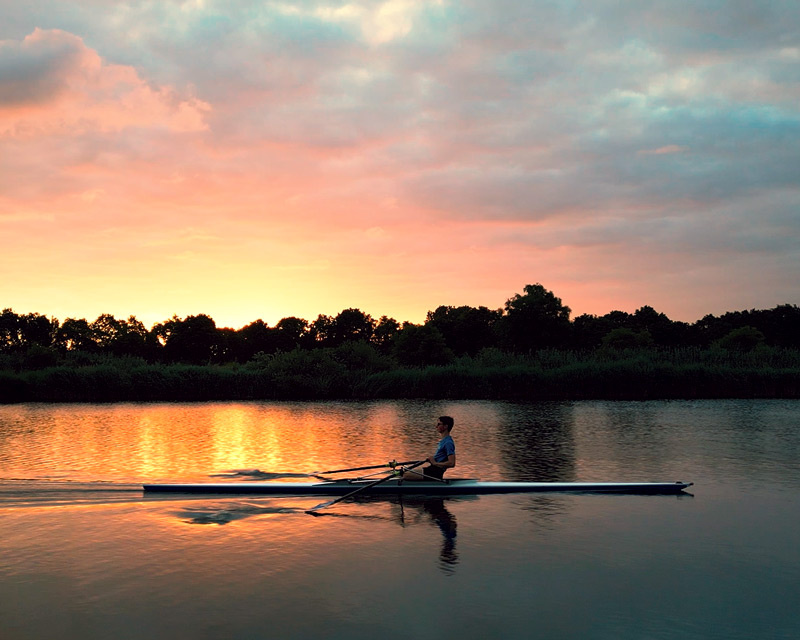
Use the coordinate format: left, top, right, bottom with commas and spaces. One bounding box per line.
433, 435, 455, 463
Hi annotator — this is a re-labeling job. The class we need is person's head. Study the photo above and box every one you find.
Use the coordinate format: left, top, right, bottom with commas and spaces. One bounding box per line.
437, 416, 454, 434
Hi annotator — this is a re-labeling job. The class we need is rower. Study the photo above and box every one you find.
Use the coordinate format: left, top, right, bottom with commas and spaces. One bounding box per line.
401, 416, 456, 481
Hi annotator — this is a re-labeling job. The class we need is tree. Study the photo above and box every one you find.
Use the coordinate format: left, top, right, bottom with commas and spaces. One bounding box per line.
498, 284, 572, 352
372, 316, 400, 353
0, 309, 21, 351
90, 314, 124, 350
426, 305, 501, 356
572, 313, 616, 350
236, 320, 277, 361
56, 318, 98, 353
329, 308, 375, 346
19, 313, 58, 347
307, 314, 335, 347
392, 323, 454, 366
87, 314, 151, 358
112, 316, 151, 358
631, 306, 686, 346
714, 326, 766, 352
155, 314, 219, 364
748, 305, 800, 348
274, 317, 309, 352
600, 328, 654, 351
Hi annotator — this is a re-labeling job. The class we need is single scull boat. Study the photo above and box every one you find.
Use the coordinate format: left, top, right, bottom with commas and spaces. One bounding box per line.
143, 479, 693, 495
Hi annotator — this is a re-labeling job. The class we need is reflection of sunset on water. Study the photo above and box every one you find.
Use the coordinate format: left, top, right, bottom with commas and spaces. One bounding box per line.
0, 401, 587, 489
0, 401, 539, 484
3, 400, 799, 640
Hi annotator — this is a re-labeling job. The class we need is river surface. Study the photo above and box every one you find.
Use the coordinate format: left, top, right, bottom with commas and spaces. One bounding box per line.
1, 399, 799, 640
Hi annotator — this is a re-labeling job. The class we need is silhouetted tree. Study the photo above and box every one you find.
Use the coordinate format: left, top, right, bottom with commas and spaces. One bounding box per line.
5, 288, 800, 375
373, 316, 400, 353
426, 305, 501, 356
0, 309, 22, 351
329, 308, 375, 346
497, 284, 572, 353
90, 314, 124, 349
691, 312, 750, 348
213, 327, 237, 363
236, 320, 277, 360
600, 328, 655, 351
85, 314, 151, 358
714, 326, 766, 352
113, 316, 151, 359
631, 306, 687, 346
393, 323, 454, 366
19, 313, 58, 348
572, 314, 614, 350
56, 318, 98, 353
155, 314, 219, 364
274, 317, 309, 352
748, 305, 800, 348
307, 314, 334, 347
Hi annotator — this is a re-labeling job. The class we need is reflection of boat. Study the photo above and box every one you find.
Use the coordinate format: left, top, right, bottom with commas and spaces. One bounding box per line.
143, 479, 692, 495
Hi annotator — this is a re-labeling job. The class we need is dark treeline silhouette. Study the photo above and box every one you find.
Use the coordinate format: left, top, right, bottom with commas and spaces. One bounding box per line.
2, 284, 799, 402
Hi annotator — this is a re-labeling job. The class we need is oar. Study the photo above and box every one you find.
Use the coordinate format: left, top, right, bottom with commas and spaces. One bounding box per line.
306, 460, 425, 514
312, 460, 420, 475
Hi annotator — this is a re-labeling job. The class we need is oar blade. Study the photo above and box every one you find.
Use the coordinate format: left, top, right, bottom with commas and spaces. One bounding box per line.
306, 499, 338, 513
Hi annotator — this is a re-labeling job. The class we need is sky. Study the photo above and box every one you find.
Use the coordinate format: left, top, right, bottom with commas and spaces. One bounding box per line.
1, 0, 799, 330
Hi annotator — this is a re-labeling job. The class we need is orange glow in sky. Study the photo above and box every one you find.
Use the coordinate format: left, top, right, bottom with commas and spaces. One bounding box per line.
2, 6, 798, 329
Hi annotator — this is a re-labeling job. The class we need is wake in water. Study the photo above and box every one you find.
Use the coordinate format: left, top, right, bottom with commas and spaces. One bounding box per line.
176, 500, 390, 525
176, 500, 303, 525
0, 479, 144, 509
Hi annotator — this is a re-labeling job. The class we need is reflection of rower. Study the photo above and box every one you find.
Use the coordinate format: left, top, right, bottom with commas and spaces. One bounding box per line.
422, 498, 458, 572
393, 496, 459, 574
401, 416, 456, 481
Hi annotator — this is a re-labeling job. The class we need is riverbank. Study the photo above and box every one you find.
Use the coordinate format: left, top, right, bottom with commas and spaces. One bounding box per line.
2, 347, 798, 402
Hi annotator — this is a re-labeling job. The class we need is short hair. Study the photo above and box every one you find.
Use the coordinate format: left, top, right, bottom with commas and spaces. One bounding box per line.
439, 416, 454, 431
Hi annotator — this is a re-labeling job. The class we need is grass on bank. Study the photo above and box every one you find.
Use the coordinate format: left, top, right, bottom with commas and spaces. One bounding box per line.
2, 344, 799, 403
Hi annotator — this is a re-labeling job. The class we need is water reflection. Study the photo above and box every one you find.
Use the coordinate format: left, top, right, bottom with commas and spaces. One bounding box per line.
4, 400, 800, 640
394, 497, 459, 575
315, 496, 463, 576
171, 494, 462, 574
495, 402, 577, 481
176, 500, 303, 525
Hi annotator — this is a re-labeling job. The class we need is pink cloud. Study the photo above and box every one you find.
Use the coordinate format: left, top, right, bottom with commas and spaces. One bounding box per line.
1, 5, 798, 330
0, 29, 210, 137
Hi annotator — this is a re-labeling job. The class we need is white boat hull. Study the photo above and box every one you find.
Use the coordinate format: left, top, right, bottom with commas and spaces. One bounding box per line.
143, 479, 693, 495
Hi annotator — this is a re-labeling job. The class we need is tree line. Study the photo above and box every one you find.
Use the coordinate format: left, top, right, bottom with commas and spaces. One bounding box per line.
2, 283, 799, 371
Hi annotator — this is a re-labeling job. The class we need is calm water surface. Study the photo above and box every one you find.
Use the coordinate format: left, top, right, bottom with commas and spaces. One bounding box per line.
1, 399, 799, 639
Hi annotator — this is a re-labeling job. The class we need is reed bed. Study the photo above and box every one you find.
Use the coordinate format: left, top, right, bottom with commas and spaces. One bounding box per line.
2, 345, 798, 403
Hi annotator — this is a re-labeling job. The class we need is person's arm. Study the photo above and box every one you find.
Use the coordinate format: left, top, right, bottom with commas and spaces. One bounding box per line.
427, 453, 456, 469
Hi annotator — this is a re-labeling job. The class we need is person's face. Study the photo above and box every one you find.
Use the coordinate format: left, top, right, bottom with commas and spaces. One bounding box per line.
436, 419, 448, 435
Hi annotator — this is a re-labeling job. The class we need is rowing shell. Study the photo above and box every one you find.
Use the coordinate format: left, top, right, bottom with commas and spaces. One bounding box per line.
143, 479, 693, 495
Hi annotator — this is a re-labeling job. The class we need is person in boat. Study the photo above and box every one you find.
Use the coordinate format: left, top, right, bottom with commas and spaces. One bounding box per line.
402, 416, 456, 481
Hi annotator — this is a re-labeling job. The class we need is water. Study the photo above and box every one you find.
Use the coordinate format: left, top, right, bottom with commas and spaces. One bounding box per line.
1, 399, 798, 639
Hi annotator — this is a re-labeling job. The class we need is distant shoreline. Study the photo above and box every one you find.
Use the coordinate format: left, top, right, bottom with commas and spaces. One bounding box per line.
3, 349, 798, 403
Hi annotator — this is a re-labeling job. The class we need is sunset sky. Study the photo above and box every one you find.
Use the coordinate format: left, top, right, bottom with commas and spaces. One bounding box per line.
2, 1, 799, 330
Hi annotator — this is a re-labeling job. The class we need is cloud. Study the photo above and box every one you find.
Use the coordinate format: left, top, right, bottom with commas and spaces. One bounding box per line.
0, 27, 86, 105
1, 2, 798, 326
0, 28, 210, 137
0, 28, 212, 208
